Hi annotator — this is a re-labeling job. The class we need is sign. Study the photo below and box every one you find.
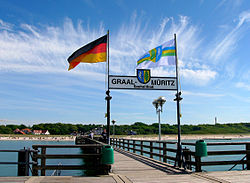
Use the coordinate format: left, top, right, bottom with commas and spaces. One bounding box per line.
109, 75, 177, 90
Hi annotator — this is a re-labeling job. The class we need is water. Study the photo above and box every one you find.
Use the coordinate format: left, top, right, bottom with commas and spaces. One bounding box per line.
0, 140, 84, 176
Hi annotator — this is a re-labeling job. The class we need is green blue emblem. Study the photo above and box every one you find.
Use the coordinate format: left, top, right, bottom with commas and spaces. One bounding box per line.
137, 69, 151, 84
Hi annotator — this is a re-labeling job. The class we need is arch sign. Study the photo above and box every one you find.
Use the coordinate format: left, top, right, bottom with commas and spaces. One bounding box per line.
109, 69, 177, 90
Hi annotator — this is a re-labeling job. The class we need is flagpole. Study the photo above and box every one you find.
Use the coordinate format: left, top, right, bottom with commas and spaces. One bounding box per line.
174, 33, 183, 167
105, 30, 112, 144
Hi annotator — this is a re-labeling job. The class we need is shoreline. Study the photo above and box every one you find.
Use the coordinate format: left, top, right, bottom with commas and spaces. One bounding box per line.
1, 134, 250, 141
0, 135, 76, 141
122, 134, 250, 141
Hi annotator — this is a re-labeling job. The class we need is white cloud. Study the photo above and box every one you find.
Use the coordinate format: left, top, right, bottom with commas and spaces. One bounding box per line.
0, 15, 220, 87
0, 20, 13, 31
236, 82, 250, 91
207, 10, 250, 63
181, 69, 217, 86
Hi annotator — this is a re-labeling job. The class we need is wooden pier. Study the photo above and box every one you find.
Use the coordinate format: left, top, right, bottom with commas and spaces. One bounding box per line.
1, 147, 250, 182
1, 137, 250, 182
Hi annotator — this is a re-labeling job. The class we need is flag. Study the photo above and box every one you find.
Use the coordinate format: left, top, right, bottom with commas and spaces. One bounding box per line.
136, 39, 176, 69
67, 34, 107, 70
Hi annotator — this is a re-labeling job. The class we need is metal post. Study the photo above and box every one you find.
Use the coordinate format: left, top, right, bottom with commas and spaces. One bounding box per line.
174, 34, 182, 168
105, 90, 112, 144
105, 30, 111, 145
112, 119, 116, 138
158, 109, 161, 141
176, 92, 182, 167
153, 97, 165, 142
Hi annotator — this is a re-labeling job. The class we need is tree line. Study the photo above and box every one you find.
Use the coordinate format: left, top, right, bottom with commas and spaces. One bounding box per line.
0, 122, 250, 135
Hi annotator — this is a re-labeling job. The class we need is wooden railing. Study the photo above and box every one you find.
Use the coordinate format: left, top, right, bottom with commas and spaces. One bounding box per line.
0, 148, 36, 176
110, 138, 250, 172
32, 144, 109, 176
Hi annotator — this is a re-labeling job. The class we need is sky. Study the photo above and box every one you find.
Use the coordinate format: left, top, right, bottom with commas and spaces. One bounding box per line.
0, 0, 250, 126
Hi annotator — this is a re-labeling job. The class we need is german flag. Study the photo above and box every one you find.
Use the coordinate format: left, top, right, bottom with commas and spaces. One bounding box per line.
67, 35, 107, 70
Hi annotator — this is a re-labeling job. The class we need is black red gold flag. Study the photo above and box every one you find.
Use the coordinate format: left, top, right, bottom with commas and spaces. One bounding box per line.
67, 34, 107, 70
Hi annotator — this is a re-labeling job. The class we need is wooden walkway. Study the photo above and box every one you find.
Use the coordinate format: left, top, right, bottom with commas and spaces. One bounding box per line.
1, 148, 250, 182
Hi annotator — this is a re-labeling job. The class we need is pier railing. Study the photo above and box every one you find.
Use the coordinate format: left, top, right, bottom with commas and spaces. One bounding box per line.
0, 148, 37, 176
32, 144, 108, 176
110, 138, 250, 172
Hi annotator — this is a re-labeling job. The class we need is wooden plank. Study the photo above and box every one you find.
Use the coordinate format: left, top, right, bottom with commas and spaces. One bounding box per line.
163, 142, 167, 163
32, 144, 102, 148
208, 150, 247, 155
195, 156, 201, 172
201, 160, 250, 166
41, 147, 46, 176
36, 154, 101, 159
206, 142, 250, 146
37, 164, 102, 170
246, 144, 250, 170
182, 141, 250, 146
149, 142, 153, 158
32, 147, 38, 176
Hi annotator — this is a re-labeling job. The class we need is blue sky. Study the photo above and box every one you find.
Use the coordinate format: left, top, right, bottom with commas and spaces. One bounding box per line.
0, 0, 250, 126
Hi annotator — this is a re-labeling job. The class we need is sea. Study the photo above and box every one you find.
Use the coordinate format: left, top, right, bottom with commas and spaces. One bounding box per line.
0, 138, 249, 176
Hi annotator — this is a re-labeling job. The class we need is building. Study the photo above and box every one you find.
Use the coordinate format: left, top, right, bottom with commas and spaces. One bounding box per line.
42, 130, 50, 135
22, 128, 32, 134
33, 130, 42, 135
13, 128, 26, 135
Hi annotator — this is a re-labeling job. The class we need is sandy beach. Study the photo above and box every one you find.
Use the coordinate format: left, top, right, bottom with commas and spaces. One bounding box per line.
0, 135, 76, 141
122, 134, 250, 141
1, 134, 250, 141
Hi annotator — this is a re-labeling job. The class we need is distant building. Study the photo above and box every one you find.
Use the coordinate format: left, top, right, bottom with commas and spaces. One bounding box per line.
33, 130, 50, 135
22, 128, 32, 134
13, 128, 26, 135
33, 130, 42, 135
42, 130, 50, 135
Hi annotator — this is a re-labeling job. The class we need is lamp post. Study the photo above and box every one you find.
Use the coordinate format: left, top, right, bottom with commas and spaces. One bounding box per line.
152, 96, 166, 141
112, 119, 116, 137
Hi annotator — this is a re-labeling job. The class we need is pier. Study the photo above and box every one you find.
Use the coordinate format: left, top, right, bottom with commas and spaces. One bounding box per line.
1, 137, 250, 182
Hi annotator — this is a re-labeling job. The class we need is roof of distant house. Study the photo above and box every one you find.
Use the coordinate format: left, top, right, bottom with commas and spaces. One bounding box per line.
33, 130, 42, 133
14, 128, 20, 132
22, 128, 32, 132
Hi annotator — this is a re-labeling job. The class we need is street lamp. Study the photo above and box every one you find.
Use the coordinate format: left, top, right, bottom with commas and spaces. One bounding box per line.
152, 96, 166, 141
112, 119, 116, 137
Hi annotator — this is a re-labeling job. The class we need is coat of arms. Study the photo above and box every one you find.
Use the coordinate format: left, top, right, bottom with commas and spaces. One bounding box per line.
137, 69, 151, 84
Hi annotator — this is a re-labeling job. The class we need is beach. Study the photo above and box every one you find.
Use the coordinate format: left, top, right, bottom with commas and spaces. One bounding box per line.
122, 134, 250, 140
1, 134, 250, 141
0, 135, 76, 141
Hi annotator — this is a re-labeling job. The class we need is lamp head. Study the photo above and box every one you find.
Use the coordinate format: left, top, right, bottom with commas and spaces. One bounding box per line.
152, 99, 159, 109
111, 120, 116, 124
157, 96, 166, 107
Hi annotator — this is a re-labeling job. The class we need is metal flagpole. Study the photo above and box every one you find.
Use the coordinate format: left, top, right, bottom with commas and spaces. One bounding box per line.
174, 33, 183, 167
105, 30, 112, 144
